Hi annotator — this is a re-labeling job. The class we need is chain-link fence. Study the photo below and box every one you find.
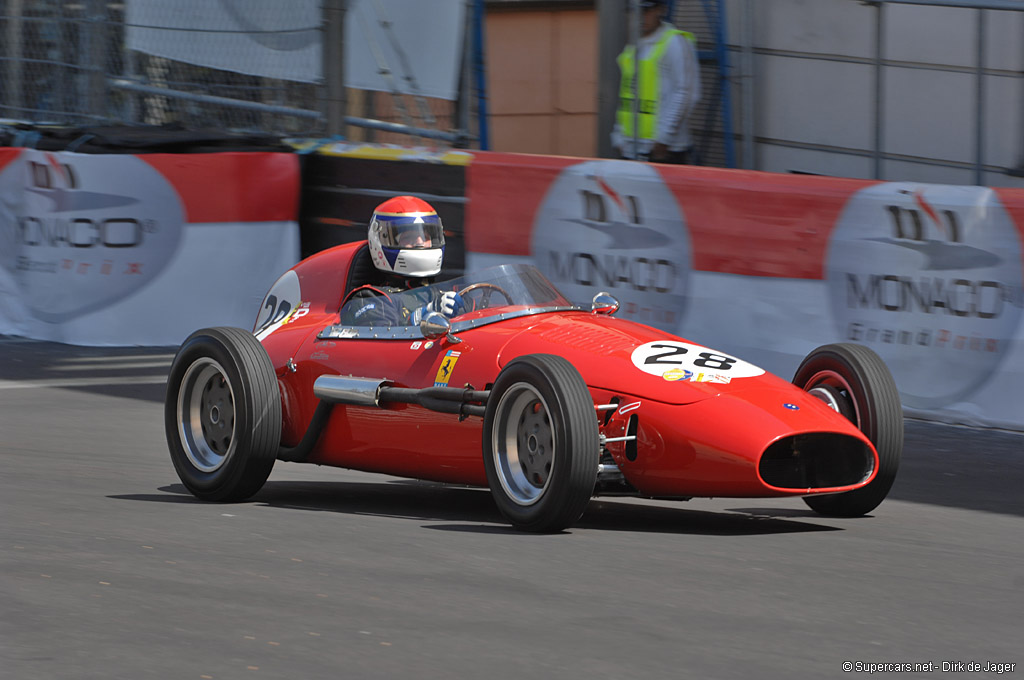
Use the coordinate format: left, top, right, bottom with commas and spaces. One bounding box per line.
0, 0, 477, 145
1, 0, 116, 125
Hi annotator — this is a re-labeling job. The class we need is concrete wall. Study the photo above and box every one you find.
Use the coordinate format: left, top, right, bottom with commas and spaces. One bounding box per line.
724, 0, 1024, 187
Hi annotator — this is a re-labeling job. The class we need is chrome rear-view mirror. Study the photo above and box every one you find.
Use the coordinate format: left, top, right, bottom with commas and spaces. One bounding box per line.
591, 292, 619, 315
420, 311, 462, 344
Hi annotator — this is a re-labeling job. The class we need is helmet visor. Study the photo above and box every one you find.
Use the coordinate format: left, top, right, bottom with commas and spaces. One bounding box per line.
375, 213, 445, 249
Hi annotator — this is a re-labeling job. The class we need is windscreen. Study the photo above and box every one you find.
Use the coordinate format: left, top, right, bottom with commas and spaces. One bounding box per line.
398, 263, 572, 311
338, 263, 577, 329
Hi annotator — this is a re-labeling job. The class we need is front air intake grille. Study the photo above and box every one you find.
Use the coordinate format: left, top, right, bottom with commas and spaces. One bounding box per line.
759, 433, 873, 490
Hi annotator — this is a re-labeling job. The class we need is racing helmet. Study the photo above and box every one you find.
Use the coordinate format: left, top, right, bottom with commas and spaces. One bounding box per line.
367, 195, 445, 277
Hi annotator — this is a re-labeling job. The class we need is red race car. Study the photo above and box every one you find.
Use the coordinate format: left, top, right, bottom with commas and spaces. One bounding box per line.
165, 242, 903, 532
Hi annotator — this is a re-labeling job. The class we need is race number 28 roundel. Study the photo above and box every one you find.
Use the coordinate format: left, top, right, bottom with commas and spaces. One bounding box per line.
630, 341, 765, 384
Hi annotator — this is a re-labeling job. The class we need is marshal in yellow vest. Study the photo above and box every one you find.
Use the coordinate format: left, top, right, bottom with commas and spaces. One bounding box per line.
617, 29, 696, 140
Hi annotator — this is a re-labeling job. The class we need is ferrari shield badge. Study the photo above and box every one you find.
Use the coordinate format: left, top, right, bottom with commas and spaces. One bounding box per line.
434, 350, 461, 387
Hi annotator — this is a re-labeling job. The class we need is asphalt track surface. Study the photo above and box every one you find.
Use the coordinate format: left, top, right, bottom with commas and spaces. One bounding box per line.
2, 338, 1022, 680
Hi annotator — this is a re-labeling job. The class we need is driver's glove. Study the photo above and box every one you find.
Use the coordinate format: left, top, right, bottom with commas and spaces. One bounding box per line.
436, 290, 466, 318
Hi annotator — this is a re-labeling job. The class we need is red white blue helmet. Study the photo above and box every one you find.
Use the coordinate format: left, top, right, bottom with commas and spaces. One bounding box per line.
367, 195, 445, 277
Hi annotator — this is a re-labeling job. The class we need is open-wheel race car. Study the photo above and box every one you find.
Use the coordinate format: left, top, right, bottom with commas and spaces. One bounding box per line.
165, 241, 903, 532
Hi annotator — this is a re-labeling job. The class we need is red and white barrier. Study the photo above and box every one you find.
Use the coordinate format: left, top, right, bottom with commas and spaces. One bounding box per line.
0, 149, 300, 346
6, 143, 1018, 430
465, 152, 1024, 431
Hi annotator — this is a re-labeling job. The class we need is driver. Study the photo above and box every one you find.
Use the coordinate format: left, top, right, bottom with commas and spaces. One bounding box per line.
339, 195, 465, 326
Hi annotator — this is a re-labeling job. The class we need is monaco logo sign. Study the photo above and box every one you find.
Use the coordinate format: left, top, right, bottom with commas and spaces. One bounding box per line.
0, 151, 184, 322
529, 160, 691, 333
826, 183, 1023, 408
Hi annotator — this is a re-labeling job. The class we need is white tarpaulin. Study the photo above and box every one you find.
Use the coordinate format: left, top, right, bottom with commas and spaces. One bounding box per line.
343, 0, 466, 101
126, 0, 323, 83
125, 0, 466, 100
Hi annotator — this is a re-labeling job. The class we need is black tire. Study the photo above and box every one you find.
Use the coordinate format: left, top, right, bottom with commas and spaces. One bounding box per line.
793, 343, 903, 517
483, 354, 599, 532
164, 327, 281, 502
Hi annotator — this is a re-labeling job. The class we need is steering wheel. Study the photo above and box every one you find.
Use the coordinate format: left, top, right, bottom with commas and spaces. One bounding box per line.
458, 282, 513, 311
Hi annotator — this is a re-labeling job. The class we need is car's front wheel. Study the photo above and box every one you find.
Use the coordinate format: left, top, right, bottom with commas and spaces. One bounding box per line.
483, 354, 599, 532
793, 343, 903, 517
165, 327, 281, 502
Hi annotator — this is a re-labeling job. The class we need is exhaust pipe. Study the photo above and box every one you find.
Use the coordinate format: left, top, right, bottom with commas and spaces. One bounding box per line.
313, 375, 388, 407
282, 374, 488, 463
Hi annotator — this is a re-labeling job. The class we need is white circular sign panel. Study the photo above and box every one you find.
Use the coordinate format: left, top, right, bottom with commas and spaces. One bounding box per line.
1, 151, 184, 322
530, 160, 691, 333
826, 183, 1023, 408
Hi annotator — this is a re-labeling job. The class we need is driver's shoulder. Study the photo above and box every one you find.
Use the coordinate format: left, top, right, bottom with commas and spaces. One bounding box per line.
344, 283, 403, 303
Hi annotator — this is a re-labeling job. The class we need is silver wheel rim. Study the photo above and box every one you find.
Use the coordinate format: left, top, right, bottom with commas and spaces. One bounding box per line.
808, 385, 842, 412
492, 382, 555, 506
177, 358, 236, 473
805, 369, 860, 426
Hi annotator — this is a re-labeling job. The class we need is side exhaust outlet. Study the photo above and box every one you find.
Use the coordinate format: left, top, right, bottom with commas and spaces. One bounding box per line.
313, 375, 388, 407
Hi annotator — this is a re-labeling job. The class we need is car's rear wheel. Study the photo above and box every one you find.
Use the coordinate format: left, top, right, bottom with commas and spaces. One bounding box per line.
793, 343, 903, 517
165, 327, 281, 502
483, 354, 599, 532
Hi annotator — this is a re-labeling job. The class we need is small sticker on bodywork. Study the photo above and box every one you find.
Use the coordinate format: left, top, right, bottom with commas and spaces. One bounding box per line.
662, 368, 692, 382
434, 350, 461, 387
283, 302, 310, 325
410, 341, 422, 350
661, 369, 731, 384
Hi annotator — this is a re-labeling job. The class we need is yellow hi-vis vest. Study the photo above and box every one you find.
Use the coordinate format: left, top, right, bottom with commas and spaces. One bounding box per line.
617, 29, 695, 140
